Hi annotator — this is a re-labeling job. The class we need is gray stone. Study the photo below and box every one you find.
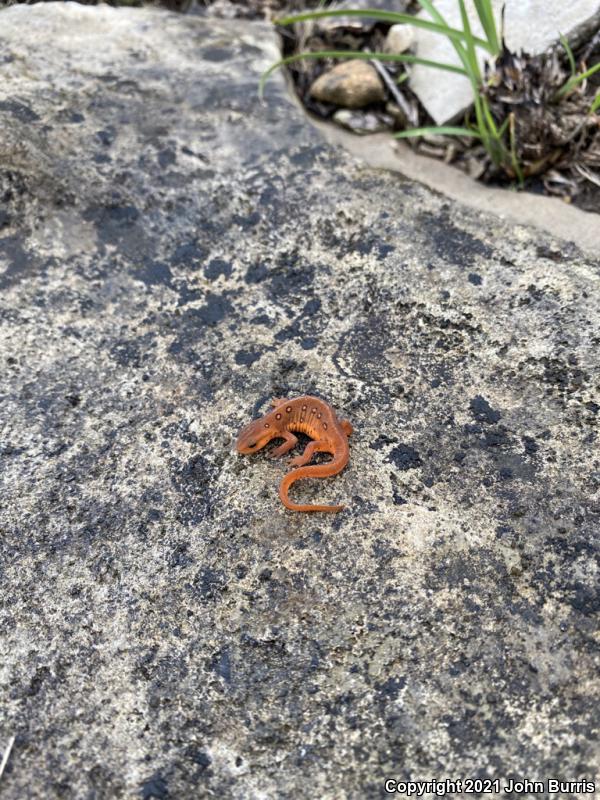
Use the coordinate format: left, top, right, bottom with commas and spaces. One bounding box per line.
333, 108, 393, 133
0, 3, 599, 800
410, 0, 600, 124
309, 60, 385, 108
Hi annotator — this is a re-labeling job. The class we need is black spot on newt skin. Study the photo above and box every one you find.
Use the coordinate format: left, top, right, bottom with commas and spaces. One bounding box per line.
470, 395, 501, 424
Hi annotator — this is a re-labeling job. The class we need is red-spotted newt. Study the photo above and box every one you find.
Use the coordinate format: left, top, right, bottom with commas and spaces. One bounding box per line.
236, 395, 353, 512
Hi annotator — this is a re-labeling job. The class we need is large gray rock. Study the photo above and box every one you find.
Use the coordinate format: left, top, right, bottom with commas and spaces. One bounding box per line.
0, 3, 599, 799
410, 0, 600, 124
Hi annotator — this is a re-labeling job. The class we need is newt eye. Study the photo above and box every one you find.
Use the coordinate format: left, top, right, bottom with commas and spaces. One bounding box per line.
248, 442, 257, 448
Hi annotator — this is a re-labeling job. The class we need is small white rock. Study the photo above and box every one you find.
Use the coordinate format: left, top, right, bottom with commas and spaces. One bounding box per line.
384, 24, 414, 55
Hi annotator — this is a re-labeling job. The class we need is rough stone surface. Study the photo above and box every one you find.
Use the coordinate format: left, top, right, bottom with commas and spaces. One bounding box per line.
410, 0, 600, 124
0, 3, 599, 799
309, 61, 386, 108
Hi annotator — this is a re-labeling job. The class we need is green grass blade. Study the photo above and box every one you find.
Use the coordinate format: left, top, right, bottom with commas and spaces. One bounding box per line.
473, 0, 500, 55
258, 49, 469, 98
382, 54, 467, 75
416, 0, 470, 76
413, 0, 450, 27
275, 8, 493, 52
560, 33, 577, 76
456, 0, 503, 157
457, 0, 482, 85
557, 60, 600, 98
395, 126, 482, 139
591, 92, 600, 113
482, 97, 500, 137
498, 115, 511, 137
431, 0, 486, 147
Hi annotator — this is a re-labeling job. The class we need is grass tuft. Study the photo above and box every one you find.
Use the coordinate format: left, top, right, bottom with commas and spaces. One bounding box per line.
266, 3, 598, 186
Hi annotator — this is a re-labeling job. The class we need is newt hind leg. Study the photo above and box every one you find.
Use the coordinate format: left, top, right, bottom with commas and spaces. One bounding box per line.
340, 419, 353, 436
288, 439, 328, 468
268, 430, 298, 458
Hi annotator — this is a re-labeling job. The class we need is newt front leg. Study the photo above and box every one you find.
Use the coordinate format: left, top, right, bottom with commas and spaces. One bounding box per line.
268, 430, 298, 458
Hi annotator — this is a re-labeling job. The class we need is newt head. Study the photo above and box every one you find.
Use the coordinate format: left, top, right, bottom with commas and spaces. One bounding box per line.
236, 416, 275, 454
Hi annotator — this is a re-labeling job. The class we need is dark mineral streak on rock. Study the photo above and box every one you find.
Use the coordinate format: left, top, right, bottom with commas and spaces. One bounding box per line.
0, 5, 599, 800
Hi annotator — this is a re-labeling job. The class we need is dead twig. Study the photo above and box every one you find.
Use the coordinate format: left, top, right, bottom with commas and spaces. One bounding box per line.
368, 57, 419, 127
574, 163, 600, 187
580, 30, 600, 64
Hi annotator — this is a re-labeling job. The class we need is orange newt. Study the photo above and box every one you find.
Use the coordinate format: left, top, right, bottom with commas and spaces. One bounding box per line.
236, 395, 353, 513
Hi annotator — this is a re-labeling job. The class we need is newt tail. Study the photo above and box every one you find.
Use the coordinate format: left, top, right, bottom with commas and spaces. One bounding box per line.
279, 458, 347, 513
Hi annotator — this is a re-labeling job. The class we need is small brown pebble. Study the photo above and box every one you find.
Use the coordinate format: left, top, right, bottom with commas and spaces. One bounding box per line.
309, 61, 385, 109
